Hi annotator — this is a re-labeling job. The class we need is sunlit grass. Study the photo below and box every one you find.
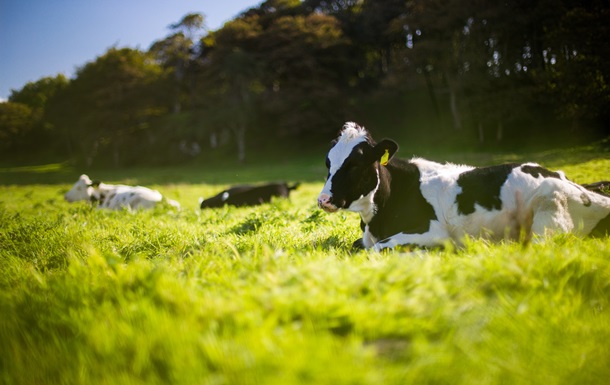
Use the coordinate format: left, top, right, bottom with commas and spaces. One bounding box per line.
0, 152, 609, 384
0, 162, 71, 173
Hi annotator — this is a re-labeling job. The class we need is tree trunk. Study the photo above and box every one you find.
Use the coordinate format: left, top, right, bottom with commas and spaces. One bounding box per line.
210, 132, 218, 149
449, 86, 462, 130
113, 143, 120, 168
173, 62, 185, 113
232, 124, 246, 164
86, 141, 99, 167
423, 68, 440, 118
496, 121, 503, 142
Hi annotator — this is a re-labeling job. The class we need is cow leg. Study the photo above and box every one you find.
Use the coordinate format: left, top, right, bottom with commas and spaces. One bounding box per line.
372, 232, 446, 252
372, 223, 449, 252
352, 238, 365, 250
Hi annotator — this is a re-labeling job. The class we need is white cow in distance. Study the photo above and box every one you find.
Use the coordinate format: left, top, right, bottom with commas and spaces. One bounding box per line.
64, 174, 180, 210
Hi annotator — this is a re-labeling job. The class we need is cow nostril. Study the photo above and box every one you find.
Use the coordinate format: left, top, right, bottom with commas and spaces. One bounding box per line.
318, 194, 331, 205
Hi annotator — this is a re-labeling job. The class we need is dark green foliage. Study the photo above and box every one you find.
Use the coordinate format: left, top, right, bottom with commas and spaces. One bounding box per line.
3, 1, 610, 167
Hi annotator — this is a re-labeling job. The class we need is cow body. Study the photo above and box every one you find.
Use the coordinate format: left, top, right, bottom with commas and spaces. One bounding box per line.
200, 182, 300, 208
318, 122, 610, 251
64, 174, 180, 210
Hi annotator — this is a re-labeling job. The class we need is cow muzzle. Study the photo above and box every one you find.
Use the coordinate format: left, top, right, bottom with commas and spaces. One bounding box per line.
317, 193, 339, 213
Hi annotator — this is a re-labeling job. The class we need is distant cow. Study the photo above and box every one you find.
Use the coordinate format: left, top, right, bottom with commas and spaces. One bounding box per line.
582, 181, 610, 197
317, 122, 610, 251
64, 174, 180, 210
200, 182, 300, 208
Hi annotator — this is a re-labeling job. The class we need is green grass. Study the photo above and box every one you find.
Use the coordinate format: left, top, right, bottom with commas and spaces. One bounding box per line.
1, 149, 609, 385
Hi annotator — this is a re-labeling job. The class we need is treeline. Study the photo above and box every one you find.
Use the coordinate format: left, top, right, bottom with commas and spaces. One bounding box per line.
2, 0, 609, 167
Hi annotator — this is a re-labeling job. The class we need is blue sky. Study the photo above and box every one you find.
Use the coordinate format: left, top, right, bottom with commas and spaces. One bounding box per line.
0, 0, 262, 101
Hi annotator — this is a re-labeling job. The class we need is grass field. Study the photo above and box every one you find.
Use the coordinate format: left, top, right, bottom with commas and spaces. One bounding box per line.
1, 147, 610, 385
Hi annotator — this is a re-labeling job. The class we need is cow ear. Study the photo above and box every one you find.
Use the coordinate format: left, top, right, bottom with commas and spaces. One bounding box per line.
371, 139, 398, 165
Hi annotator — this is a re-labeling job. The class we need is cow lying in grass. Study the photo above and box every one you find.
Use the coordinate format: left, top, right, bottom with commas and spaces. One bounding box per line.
200, 182, 300, 208
318, 122, 610, 251
581, 181, 610, 197
64, 174, 180, 210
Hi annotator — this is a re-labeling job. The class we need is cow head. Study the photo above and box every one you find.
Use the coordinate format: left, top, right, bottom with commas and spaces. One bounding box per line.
64, 174, 98, 202
318, 122, 398, 213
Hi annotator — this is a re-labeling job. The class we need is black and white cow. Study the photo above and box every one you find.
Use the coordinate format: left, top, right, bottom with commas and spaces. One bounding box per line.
318, 122, 610, 251
581, 181, 610, 197
65, 174, 181, 210
200, 182, 300, 208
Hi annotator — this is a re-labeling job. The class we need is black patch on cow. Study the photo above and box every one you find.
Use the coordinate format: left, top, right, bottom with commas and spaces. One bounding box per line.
91, 193, 105, 204
456, 163, 519, 215
580, 193, 592, 207
359, 219, 366, 232
352, 238, 365, 250
521, 165, 562, 179
366, 159, 438, 240
590, 212, 610, 237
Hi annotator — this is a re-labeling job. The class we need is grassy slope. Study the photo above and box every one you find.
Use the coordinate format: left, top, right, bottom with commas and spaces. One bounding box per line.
0, 149, 609, 385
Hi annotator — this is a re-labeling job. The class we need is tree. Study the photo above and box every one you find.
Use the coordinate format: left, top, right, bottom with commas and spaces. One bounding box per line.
544, 3, 610, 132
0, 102, 35, 151
5, 75, 69, 152
150, 13, 206, 113
197, 17, 265, 163
258, 13, 352, 137
50, 48, 167, 167
9, 74, 69, 110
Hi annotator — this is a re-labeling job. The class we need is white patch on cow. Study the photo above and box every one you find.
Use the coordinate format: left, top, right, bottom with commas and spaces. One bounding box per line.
362, 224, 378, 249
373, 221, 449, 252
222, 192, 230, 201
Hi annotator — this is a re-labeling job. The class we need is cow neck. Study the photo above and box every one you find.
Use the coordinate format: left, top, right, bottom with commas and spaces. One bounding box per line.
357, 163, 391, 225
372, 162, 392, 211
89, 182, 112, 203
90, 189, 104, 203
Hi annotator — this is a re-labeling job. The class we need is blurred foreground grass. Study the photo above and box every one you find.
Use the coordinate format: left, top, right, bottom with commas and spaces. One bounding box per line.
0, 148, 609, 384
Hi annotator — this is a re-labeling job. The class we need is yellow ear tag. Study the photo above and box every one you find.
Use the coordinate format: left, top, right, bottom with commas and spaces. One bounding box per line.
380, 149, 390, 166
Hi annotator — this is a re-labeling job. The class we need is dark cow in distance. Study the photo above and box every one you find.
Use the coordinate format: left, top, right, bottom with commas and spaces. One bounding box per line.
200, 182, 300, 208
318, 122, 610, 251
581, 181, 610, 197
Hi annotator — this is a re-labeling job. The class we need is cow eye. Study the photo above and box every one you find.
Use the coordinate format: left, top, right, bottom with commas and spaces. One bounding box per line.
345, 160, 359, 169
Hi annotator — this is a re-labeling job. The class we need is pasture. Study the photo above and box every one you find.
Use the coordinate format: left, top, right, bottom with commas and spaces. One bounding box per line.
1, 147, 610, 385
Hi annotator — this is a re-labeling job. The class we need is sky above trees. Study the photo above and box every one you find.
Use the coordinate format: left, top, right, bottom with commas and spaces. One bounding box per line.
0, 0, 262, 101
